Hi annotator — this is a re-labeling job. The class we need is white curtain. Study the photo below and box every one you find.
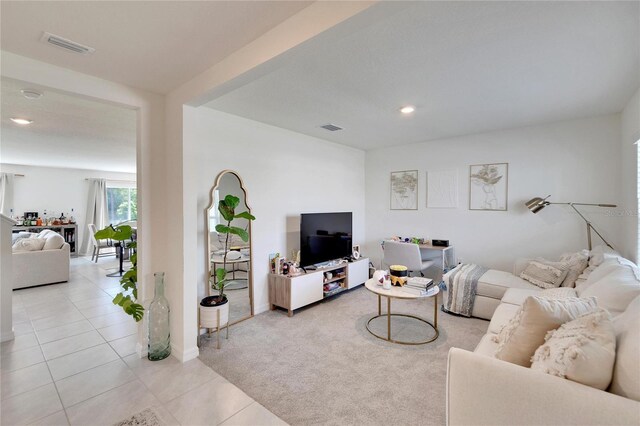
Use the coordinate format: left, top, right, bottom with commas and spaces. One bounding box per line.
80, 178, 107, 254
0, 173, 14, 216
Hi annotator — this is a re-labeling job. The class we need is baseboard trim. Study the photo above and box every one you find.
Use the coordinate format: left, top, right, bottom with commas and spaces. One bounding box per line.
1, 330, 15, 343
172, 344, 199, 362
255, 302, 271, 315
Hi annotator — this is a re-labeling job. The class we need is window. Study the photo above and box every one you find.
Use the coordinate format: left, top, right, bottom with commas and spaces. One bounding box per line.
107, 185, 137, 225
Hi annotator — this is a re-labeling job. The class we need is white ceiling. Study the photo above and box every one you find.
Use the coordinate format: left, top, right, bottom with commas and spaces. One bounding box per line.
1, 77, 137, 173
0, 1, 311, 94
204, 1, 640, 150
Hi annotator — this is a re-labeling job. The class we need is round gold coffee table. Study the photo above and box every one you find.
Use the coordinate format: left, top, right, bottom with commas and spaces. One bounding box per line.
364, 278, 439, 345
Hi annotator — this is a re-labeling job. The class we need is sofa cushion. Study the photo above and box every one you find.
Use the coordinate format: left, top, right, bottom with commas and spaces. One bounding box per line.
474, 333, 499, 357
501, 287, 576, 306
519, 259, 569, 289
580, 259, 640, 317
531, 309, 616, 390
12, 238, 46, 252
41, 233, 65, 250
476, 270, 540, 300
610, 295, 640, 401
493, 296, 598, 367
488, 303, 521, 334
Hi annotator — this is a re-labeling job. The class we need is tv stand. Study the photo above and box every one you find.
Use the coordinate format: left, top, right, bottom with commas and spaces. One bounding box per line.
268, 257, 369, 317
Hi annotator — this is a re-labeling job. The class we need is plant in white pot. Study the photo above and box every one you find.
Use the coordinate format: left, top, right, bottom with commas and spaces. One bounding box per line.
200, 194, 255, 345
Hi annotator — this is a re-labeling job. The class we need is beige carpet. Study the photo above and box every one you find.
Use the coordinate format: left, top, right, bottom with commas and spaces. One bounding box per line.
199, 286, 488, 425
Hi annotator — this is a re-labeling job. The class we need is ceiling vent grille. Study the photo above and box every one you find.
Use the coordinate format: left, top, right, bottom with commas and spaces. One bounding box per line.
40, 32, 95, 55
320, 124, 343, 132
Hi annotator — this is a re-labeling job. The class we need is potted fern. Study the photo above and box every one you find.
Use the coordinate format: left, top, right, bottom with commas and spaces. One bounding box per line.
200, 195, 255, 332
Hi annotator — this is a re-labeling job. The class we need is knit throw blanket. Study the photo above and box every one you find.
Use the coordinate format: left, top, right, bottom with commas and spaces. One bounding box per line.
443, 263, 488, 317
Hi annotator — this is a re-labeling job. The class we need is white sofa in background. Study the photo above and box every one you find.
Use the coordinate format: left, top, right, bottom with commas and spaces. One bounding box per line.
446, 250, 640, 425
13, 230, 70, 289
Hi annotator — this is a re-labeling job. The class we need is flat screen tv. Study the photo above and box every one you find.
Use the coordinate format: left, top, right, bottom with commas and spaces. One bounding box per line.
300, 212, 352, 267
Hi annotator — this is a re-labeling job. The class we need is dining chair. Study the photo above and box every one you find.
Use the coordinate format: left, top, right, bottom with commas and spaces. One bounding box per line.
382, 240, 434, 277
88, 223, 114, 263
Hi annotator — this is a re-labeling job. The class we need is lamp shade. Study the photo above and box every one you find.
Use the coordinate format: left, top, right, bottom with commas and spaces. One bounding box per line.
525, 197, 549, 213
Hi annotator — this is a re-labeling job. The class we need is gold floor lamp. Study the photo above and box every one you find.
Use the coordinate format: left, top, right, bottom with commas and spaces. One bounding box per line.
525, 195, 617, 250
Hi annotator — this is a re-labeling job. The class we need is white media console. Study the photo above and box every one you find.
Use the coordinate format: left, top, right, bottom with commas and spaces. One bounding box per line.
268, 257, 370, 317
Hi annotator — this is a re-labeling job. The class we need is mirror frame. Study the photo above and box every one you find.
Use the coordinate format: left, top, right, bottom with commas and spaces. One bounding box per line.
205, 169, 254, 324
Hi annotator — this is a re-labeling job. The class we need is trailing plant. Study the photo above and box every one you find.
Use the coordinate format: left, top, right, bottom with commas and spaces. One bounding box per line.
211, 194, 255, 301
94, 224, 144, 321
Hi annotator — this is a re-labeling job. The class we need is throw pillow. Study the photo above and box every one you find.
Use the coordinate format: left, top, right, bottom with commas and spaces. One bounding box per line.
12, 238, 46, 252
42, 233, 65, 250
559, 251, 589, 288
531, 309, 616, 390
540, 287, 577, 299
493, 295, 598, 367
520, 260, 569, 289
580, 259, 640, 317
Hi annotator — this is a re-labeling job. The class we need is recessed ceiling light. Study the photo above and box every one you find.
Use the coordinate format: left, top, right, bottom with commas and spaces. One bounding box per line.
21, 89, 43, 100
400, 106, 415, 114
10, 118, 33, 125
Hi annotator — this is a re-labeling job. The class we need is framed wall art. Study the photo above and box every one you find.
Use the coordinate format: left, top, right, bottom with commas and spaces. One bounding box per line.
469, 163, 508, 211
426, 169, 458, 208
390, 170, 418, 210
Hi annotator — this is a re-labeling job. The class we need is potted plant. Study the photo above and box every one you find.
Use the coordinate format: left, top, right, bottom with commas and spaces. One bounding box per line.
94, 224, 144, 321
200, 195, 255, 332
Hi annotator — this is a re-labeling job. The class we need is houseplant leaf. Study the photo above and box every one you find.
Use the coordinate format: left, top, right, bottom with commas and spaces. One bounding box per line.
234, 211, 255, 221
229, 226, 249, 242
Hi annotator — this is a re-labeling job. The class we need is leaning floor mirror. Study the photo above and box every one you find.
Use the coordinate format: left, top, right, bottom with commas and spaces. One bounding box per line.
205, 170, 254, 326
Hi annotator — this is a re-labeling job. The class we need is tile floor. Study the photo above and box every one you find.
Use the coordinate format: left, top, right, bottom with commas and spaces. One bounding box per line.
1, 257, 286, 425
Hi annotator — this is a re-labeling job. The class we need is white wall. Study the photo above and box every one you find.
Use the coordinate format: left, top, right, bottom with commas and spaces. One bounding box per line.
186, 107, 365, 314
365, 114, 623, 271
620, 88, 640, 263
0, 164, 135, 254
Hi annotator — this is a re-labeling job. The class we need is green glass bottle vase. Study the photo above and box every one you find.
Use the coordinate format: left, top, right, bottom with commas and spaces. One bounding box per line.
148, 272, 171, 361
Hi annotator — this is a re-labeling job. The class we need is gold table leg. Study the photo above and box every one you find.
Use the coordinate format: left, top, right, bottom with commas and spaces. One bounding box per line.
377, 294, 381, 315
434, 292, 438, 330
387, 297, 391, 340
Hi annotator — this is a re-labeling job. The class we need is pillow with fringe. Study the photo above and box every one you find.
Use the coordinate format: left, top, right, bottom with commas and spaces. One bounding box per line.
559, 251, 589, 288
520, 259, 569, 289
493, 295, 598, 367
531, 309, 616, 390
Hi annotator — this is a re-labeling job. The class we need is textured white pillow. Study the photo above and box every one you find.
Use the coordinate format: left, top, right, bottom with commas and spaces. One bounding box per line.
42, 233, 65, 250
531, 309, 616, 390
610, 295, 640, 401
540, 287, 577, 299
580, 260, 640, 317
559, 251, 589, 288
493, 295, 598, 367
520, 260, 569, 289
12, 238, 46, 252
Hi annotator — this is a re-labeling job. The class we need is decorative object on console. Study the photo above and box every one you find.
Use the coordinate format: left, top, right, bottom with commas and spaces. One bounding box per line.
525, 195, 617, 250
426, 169, 458, 208
469, 163, 508, 211
432, 239, 449, 247
390, 170, 418, 210
352, 245, 360, 260
148, 272, 170, 361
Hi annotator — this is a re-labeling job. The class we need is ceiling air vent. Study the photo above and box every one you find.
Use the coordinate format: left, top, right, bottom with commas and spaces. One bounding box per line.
40, 32, 95, 55
320, 124, 343, 132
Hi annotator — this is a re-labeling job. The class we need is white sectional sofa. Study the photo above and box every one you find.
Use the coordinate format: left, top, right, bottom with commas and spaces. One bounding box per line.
446, 249, 640, 425
13, 230, 70, 289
